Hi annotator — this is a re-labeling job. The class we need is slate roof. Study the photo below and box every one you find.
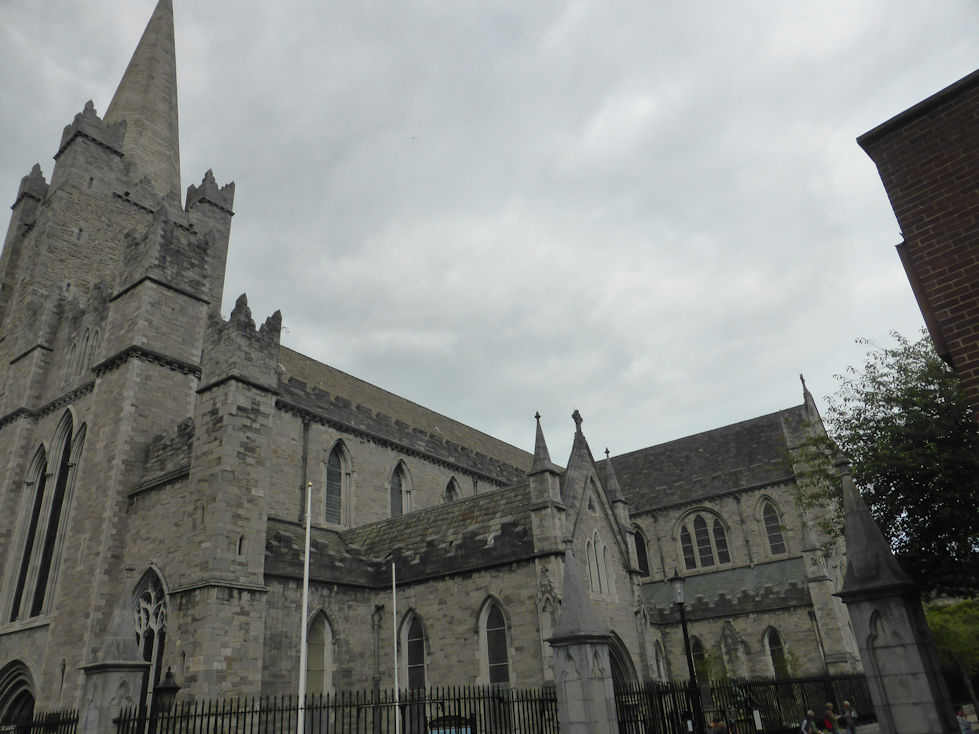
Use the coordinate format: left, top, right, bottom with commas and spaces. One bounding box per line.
276, 347, 532, 485
265, 483, 536, 587
643, 557, 810, 623
599, 405, 808, 514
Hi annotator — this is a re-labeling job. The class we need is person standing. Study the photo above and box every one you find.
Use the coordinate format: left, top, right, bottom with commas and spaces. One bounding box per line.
957, 706, 975, 734
841, 701, 858, 734
823, 703, 840, 733
800, 710, 817, 734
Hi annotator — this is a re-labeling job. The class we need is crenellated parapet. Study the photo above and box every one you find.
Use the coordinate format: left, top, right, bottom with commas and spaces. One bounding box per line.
186, 170, 235, 216
199, 294, 281, 394
115, 203, 211, 304
54, 101, 126, 161
11, 164, 49, 210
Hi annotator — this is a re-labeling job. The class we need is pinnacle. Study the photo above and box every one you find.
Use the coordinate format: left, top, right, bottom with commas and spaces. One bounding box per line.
104, 0, 181, 200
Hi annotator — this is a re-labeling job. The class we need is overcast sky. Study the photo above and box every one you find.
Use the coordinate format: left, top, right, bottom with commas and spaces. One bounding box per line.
2, 1, 977, 463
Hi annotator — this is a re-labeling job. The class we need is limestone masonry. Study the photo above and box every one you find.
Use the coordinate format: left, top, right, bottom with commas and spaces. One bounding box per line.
0, 0, 858, 724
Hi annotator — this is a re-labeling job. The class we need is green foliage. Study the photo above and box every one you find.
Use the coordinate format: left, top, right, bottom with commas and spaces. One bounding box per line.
821, 330, 979, 597
926, 600, 979, 676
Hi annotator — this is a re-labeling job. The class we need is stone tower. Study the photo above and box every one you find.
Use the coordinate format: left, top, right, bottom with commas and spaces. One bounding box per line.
0, 0, 252, 719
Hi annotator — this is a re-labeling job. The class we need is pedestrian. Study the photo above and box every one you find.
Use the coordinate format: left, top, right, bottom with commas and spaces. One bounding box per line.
800, 710, 817, 734
823, 702, 840, 733
840, 700, 858, 734
957, 706, 975, 734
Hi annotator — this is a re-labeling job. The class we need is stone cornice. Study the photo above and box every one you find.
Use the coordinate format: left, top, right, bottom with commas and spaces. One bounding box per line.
197, 374, 278, 397
0, 381, 95, 432
11, 190, 43, 210
94, 345, 202, 378
276, 397, 513, 488
54, 129, 124, 161
9, 343, 54, 365
129, 464, 191, 498
169, 579, 268, 595
110, 275, 210, 306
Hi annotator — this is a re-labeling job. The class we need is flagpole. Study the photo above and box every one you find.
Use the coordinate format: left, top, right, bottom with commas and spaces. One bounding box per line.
392, 559, 400, 734
298, 481, 312, 734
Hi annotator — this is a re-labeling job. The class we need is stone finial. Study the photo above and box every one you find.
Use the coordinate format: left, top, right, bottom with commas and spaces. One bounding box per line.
604, 449, 626, 505
13, 163, 48, 208
531, 412, 556, 474
230, 293, 256, 329
572, 409, 583, 433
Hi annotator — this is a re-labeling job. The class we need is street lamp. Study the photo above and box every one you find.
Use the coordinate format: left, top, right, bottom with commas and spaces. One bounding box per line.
153, 668, 180, 714
669, 571, 704, 734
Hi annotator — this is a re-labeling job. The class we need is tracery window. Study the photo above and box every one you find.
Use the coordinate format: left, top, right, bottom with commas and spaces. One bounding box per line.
443, 478, 460, 503
678, 512, 731, 571
133, 570, 168, 720
633, 527, 650, 577
763, 501, 787, 555
8, 413, 83, 621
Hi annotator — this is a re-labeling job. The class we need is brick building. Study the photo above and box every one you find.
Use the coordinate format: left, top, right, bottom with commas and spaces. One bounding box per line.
858, 69, 979, 416
0, 0, 858, 724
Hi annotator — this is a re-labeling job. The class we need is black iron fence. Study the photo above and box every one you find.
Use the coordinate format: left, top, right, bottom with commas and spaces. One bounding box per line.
615, 674, 874, 734
115, 685, 558, 734
0, 709, 78, 734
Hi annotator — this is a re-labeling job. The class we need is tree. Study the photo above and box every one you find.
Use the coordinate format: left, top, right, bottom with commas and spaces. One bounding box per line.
818, 330, 979, 598
925, 600, 979, 713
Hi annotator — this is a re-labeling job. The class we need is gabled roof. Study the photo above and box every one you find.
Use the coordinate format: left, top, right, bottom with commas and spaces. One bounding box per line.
277, 347, 532, 485
599, 405, 808, 514
265, 483, 535, 587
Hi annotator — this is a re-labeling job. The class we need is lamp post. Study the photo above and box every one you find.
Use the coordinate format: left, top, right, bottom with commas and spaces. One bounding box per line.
298, 481, 313, 734
150, 668, 180, 734
669, 570, 704, 734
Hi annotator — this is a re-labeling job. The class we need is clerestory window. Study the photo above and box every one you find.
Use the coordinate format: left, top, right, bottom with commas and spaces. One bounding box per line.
678, 512, 731, 571
763, 501, 787, 555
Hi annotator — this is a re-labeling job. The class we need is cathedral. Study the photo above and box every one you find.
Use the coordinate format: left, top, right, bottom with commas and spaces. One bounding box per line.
0, 0, 859, 725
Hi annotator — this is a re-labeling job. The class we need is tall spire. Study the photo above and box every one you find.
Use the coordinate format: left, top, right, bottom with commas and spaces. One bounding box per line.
104, 0, 181, 200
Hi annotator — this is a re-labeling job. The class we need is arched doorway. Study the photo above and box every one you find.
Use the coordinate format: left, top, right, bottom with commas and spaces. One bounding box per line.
0, 661, 35, 725
608, 634, 638, 691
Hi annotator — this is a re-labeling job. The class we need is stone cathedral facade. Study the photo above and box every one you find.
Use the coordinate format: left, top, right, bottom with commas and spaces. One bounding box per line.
0, 0, 859, 724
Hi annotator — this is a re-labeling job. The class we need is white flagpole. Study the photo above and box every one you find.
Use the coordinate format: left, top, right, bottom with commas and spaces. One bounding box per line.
392, 560, 400, 734
298, 481, 312, 734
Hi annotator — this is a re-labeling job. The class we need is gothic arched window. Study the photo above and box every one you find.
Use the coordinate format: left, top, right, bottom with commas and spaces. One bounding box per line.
633, 527, 650, 577
691, 637, 709, 683
325, 444, 344, 524
678, 512, 732, 571
306, 612, 334, 696
765, 627, 789, 677
486, 604, 509, 685
763, 501, 787, 555
406, 616, 426, 690
133, 570, 168, 720
390, 463, 410, 517
9, 413, 84, 621
9, 449, 47, 622
443, 478, 460, 503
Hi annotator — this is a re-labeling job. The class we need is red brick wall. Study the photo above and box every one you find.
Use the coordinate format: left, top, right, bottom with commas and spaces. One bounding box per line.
859, 70, 979, 418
